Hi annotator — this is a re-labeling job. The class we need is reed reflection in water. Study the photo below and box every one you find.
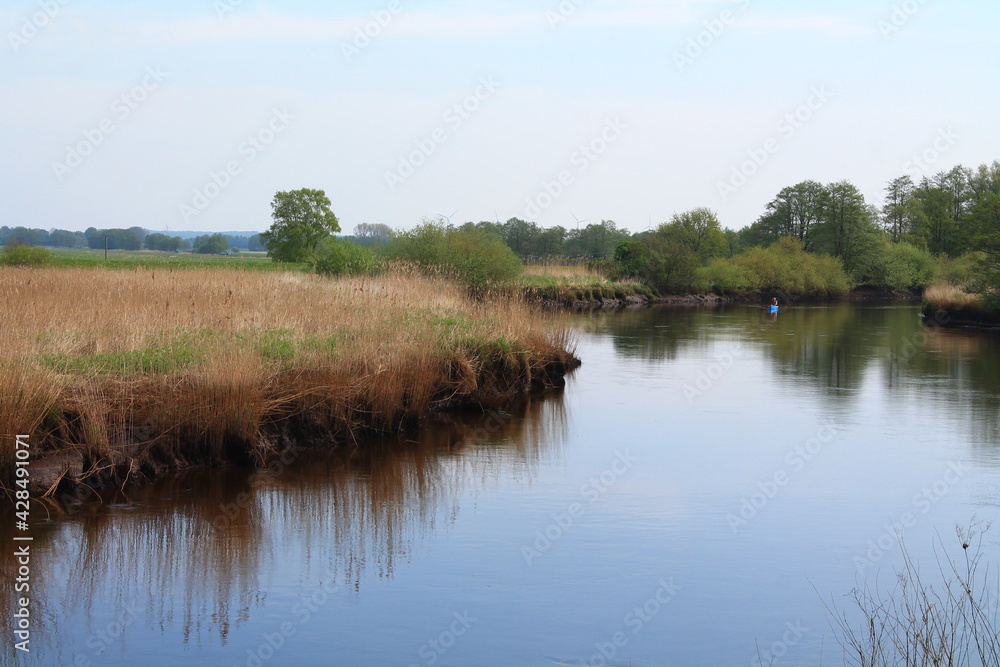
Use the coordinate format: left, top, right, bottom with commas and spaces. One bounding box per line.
0, 392, 568, 664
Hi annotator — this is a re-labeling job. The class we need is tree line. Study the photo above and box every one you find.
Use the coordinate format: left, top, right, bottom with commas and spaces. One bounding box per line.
0, 226, 264, 253
258, 162, 999, 303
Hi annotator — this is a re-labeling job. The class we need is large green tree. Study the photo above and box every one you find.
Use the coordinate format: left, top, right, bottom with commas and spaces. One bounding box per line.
563, 220, 630, 259
193, 233, 229, 254
742, 180, 824, 250
881, 175, 915, 242
657, 207, 728, 262
813, 180, 873, 266
261, 188, 340, 262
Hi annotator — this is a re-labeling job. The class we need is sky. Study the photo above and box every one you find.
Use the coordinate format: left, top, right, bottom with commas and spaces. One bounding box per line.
1, 0, 998, 235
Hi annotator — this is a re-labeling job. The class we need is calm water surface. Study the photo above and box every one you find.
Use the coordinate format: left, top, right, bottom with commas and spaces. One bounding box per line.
4, 303, 1000, 666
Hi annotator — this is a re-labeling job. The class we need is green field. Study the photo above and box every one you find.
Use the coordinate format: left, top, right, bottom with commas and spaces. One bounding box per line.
47, 248, 307, 271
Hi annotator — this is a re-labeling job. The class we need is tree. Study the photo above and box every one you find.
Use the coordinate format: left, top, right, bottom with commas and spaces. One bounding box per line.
535, 225, 566, 256
261, 188, 340, 262
501, 218, 542, 257
86, 228, 142, 250
881, 175, 915, 242
50, 229, 86, 248
743, 181, 824, 250
563, 220, 630, 259
912, 178, 959, 256
193, 233, 229, 254
381, 221, 522, 290
353, 223, 392, 247
128, 226, 147, 247
1, 226, 50, 247
657, 208, 728, 262
144, 233, 182, 252
813, 180, 873, 267
967, 164, 1000, 251
314, 237, 380, 276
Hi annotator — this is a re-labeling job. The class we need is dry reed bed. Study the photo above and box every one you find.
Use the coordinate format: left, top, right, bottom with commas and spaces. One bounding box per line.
0, 266, 578, 494
923, 284, 981, 309
922, 283, 1000, 327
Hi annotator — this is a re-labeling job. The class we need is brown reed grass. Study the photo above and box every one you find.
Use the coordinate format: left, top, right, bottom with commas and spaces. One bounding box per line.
923, 283, 980, 309
521, 259, 599, 279
0, 266, 577, 494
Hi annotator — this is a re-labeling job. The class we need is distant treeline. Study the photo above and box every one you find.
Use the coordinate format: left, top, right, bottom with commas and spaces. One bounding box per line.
381, 161, 998, 298
0, 226, 264, 253
394, 162, 996, 263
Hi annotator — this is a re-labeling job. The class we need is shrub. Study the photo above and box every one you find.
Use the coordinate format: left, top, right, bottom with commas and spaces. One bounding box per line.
695, 258, 755, 294
313, 237, 380, 277
933, 252, 987, 287
849, 234, 933, 291
1, 244, 54, 267
727, 237, 851, 296
883, 241, 933, 291
381, 222, 522, 290
828, 522, 1000, 667
609, 234, 851, 296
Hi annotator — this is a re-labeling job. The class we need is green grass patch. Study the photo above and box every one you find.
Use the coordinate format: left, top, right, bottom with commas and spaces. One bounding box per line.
40, 339, 203, 375
34, 328, 348, 376
46, 248, 308, 272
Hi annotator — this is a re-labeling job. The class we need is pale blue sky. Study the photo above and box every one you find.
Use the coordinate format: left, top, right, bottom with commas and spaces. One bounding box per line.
2, 0, 997, 234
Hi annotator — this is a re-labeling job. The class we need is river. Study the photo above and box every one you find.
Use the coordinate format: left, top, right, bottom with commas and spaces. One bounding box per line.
3, 303, 1000, 666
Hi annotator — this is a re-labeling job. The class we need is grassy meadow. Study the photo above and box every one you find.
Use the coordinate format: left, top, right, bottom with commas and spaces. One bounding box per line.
0, 265, 577, 494
45, 247, 301, 271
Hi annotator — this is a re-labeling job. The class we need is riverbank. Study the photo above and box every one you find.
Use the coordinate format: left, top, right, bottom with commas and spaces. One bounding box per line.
521, 283, 918, 308
920, 285, 1000, 330
1, 267, 579, 500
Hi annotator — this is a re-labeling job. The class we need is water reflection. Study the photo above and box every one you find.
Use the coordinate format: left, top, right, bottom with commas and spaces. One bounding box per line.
0, 393, 568, 662
3, 304, 999, 666
573, 304, 1000, 411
